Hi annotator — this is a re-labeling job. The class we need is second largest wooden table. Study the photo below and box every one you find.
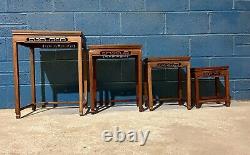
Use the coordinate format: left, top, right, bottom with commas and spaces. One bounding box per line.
88, 44, 143, 113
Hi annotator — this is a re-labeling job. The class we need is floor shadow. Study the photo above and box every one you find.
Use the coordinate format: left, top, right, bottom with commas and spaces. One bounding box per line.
40, 49, 79, 104
93, 59, 138, 113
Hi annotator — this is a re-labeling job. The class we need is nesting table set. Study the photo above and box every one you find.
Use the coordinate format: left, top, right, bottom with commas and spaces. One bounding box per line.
12, 30, 231, 119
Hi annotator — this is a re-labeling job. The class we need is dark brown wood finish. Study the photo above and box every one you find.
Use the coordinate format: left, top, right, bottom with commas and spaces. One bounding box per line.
12, 30, 87, 118
29, 47, 36, 111
88, 44, 143, 113
191, 66, 231, 108
144, 56, 192, 110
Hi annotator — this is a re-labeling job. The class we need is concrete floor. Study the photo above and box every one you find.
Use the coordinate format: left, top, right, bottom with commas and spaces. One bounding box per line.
0, 101, 250, 155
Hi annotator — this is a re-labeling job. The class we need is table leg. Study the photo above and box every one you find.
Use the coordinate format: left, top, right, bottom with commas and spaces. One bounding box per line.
225, 72, 231, 107
178, 67, 183, 106
29, 47, 36, 111
186, 64, 191, 110
215, 77, 220, 104
194, 77, 201, 108
136, 56, 143, 112
89, 53, 95, 113
147, 64, 153, 111
93, 58, 97, 110
143, 62, 148, 108
83, 50, 88, 108
13, 41, 21, 119
78, 41, 83, 116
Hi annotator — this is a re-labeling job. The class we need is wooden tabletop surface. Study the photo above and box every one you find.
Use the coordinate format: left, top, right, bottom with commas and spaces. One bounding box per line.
191, 66, 229, 71
145, 56, 191, 62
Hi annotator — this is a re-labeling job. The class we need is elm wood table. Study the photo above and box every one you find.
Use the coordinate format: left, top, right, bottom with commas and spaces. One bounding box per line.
12, 30, 88, 119
191, 66, 231, 108
88, 44, 143, 113
144, 56, 192, 110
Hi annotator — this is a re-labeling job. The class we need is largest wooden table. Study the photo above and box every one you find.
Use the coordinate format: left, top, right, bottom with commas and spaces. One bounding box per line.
12, 30, 88, 119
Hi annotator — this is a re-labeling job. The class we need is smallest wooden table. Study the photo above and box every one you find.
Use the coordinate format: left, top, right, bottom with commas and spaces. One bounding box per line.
191, 66, 231, 108
144, 56, 191, 110
88, 44, 143, 113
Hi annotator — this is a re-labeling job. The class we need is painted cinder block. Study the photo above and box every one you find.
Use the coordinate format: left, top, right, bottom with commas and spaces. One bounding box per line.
85, 36, 101, 46
146, 36, 189, 57
55, 50, 77, 60
121, 13, 165, 35
97, 82, 136, 100
234, 90, 250, 100
38, 49, 56, 61
234, 35, 250, 56
33, 84, 79, 102
191, 35, 234, 56
5, 38, 33, 61
0, 0, 7, 12
21, 85, 32, 107
7, 0, 53, 12
0, 61, 30, 73
5, 86, 32, 108
38, 61, 78, 85
191, 58, 210, 67
96, 60, 122, 82
235, 80, 250, 91
190, 0, 233, 11
166, 12, 209, 34
100, 36, 146, 45
0, 38, 6, 62
56, 89, 79, 102
152, 81, 179, 98
145, 0, 189, 11
6, 42, 55, 62
0, 25, 27, 37
210, 12, 250, 33
210, 57, 250, 79
75, 13, 120, 35
19, 73, 30, 85
100, 36, 146, 56
120, 59, 136, 82
0, 13, 26, 25
54, 0, 99, 11
100, 0, 144, 11
0, 86, 7, 107
0, 74, 13, 85
27, 13, 74, 30
196, 79, 234, 97
0, 62, 12, 73
153, 69, 172, 81
5, 86, 15, 108
34, 62, 50, 85
35, 84, 58, 102
235, 0, 250, 10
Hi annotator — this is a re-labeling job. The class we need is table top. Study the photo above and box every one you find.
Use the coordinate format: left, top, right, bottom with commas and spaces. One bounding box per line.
88, 44, 142, 50
145, 56, 191, 62
191, 66, 229, 71
12, 30, 82, 36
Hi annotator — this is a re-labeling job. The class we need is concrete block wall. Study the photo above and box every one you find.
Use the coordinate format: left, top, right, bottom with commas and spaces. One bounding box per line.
1, 0, 250, 108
